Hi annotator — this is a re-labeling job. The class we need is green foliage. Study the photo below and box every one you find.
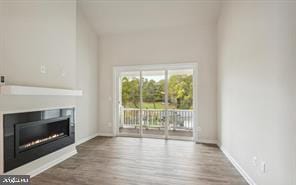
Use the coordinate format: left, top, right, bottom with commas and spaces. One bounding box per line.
125, 102, 176, 109
121, 74, 193, 109
168, 75, 193, 109
121, 77, 140, 108
142, 79, 165, 109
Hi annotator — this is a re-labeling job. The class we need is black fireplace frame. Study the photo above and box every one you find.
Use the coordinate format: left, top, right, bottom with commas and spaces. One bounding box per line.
3, 108, 75, 172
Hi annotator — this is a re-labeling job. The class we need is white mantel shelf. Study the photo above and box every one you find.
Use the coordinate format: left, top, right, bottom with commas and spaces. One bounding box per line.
0, 85, 83, 96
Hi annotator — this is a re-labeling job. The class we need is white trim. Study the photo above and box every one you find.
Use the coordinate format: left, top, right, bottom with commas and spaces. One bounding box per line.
219, 145, 256, 185
0, 105, 76, 114
113, 62, 198, 72
164, 70, 168, 139
113, 68, 119, 136
139, 71, 143, 137
113, 62, 198, 141
196, 139, 218, 145
192, 63, 198, 142
97, 132, 114, 137
75, 133, 99, 146
28, 149, 77, 177
0, 85, 82, 96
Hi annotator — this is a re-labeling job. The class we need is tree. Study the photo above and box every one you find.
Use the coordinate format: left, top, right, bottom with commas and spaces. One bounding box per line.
121, 77, 140, 108
168, 75, 193, 109
142, 79, 165, 109
121, 74, 192, 109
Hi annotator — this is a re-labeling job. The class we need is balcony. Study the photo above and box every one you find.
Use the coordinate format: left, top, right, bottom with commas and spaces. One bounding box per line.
119, 108, 193, 139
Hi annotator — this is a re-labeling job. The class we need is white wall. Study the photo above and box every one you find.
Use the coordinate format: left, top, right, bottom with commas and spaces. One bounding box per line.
0, 0, 99, 174
0, 0, 77, 111
76, 7, 99, 141
0, 0, 99, 143
98, 25, 217, 142
1, 1, 76, 89
217, 1, 296, 185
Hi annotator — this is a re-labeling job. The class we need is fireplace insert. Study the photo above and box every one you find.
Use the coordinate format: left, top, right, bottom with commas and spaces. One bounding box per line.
3, 108, 75, 172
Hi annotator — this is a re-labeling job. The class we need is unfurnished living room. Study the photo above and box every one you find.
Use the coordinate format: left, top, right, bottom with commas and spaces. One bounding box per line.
0, 0, 295, 185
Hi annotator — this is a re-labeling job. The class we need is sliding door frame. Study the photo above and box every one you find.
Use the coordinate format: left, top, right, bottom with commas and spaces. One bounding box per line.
113, 63, 198, 142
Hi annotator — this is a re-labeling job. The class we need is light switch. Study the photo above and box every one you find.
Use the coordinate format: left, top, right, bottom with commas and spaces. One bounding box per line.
252, 156, 257, 166
40, 65, 47, 74
260, 161, 266, 173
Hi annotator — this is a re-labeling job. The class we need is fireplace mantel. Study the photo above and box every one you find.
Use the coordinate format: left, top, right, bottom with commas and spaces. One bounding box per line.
0, 85, 83, 96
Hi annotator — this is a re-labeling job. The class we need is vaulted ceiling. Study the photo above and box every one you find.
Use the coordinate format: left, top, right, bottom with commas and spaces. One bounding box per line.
78, 1, 221, 35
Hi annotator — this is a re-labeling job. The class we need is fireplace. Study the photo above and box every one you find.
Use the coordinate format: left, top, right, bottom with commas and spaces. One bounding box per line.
15, 117, 70, 154
3, 108, 75, 172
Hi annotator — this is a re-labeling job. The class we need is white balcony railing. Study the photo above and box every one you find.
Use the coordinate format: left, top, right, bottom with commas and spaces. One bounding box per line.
120, 108, 193, 131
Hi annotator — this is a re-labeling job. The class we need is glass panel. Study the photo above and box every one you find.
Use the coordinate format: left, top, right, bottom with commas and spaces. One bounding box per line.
17, 118, 69, 152
119, 71, 141, 135
167, 69, 193, 140
141, 70, 165, 137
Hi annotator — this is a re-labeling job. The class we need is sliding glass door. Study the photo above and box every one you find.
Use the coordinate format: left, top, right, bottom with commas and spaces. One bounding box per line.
116, 64, 195, 141
167, 69, 194, 139
141, 70, 166, 138
118, 71, 141, 136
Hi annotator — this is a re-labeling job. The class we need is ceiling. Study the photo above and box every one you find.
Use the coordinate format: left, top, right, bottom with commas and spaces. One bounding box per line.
78, 0, 221, 35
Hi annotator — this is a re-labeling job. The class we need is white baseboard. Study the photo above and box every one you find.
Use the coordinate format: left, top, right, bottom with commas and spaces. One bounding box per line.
219, 145, 256, 185
97, 132, 114, 137
29, 148, 77, 177
196, 139, 218, 145
76, 133, 99, 146
4, 145, 77, 177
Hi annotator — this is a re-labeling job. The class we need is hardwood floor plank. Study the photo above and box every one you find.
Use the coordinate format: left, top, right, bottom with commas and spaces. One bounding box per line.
31, 137, 248, 185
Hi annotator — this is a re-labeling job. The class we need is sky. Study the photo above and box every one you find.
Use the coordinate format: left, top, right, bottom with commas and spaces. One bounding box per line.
121, 69, 193, 82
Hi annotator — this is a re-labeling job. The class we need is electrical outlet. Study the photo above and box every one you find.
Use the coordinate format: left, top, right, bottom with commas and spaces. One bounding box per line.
40, 65, 47, 74
61, 69, 66, 77
260, 161, 266, 173
252, 156, 257, 166
0, 75, 5, 86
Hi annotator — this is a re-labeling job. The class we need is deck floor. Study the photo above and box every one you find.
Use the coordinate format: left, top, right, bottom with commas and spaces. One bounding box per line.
119, 127, 193, 138
31, 137, 248, 185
